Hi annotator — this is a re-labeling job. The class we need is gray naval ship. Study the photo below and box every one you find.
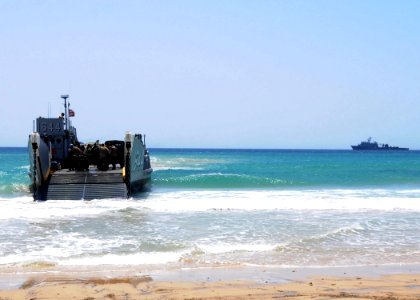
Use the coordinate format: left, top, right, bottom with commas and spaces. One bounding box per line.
28, 95, 152, 200
351, 137, 409, 151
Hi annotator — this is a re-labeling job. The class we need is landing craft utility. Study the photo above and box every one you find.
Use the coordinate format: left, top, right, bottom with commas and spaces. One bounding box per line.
28, 95, 152, 200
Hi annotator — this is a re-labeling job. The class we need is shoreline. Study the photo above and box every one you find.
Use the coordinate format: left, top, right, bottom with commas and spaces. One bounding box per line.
0, 268, 420, 300
0, 264, 419, 299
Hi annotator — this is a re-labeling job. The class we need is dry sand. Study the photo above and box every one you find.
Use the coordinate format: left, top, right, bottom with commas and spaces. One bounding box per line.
0, 272, 419, 300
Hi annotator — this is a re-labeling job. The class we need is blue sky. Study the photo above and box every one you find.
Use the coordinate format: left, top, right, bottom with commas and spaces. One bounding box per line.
1, 1, 419, 148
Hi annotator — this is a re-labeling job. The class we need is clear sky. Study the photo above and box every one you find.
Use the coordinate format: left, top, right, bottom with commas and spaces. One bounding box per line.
1, 1, 419, 149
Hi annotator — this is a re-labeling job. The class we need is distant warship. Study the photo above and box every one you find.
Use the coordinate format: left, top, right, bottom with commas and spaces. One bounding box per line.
351, 137, 409, 151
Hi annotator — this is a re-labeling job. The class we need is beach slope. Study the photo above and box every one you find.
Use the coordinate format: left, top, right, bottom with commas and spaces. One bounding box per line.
0, 273, 419, 300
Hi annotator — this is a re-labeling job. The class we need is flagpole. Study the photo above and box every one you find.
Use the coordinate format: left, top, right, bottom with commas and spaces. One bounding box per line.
61, 95, 70, 160
61, 94, 69, 131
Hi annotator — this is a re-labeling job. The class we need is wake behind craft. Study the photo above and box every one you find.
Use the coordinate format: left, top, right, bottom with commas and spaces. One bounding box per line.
28, 95, 152, 200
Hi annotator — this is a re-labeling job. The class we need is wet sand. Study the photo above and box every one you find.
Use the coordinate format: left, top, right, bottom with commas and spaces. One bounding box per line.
0, 266, 419, 300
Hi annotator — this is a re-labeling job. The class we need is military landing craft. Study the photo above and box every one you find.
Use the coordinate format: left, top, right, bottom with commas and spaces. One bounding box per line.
28, 95, 152, 200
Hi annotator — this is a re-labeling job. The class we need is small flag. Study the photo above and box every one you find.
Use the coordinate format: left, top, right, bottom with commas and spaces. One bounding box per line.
68, 109, 75, 117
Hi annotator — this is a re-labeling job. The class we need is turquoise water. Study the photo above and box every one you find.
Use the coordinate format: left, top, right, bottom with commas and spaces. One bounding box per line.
152, 148, 420, 189
0, 147, 419, 271
3, 147, 420, 195
0, 147, 30, 196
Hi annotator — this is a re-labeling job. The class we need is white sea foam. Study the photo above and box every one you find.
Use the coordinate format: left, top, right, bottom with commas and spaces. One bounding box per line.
151, 156, 225, 171
1, 189, 419, 222
0, 244, 275, 267
156, 167, 205, 171
0, 187, 419, 269
60, 251, 186, 266
299, 223, 366, 244
139, 189, 420, 212
0, 232, 147, 266
194, 243, 277, 254
0, 198, 143, 220
45, 244, 276, 266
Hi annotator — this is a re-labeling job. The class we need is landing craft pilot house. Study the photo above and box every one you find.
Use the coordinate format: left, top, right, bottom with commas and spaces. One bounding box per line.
35, 117, 77, 165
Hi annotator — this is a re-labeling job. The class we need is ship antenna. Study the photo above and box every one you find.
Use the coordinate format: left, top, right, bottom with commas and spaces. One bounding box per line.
61, 94, 69, 131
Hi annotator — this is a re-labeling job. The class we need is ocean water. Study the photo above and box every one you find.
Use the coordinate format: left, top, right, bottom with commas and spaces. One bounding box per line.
0, 147, 419, 272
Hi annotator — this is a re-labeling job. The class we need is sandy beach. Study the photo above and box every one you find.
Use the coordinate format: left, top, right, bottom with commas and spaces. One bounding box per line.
0, 266, 419, 300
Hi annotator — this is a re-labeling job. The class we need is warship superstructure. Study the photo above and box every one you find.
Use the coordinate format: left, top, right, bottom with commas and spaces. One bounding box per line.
28, 95, 152, 200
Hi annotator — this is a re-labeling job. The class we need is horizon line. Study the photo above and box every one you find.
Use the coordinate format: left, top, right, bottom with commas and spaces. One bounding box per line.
1, 146, 418, 151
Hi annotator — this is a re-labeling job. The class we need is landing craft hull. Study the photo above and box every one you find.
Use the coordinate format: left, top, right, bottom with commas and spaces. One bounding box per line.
29, 131, 152, 200
130, 169, 153, 193
351, 146, 409, 151
124, 132, 153, 195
